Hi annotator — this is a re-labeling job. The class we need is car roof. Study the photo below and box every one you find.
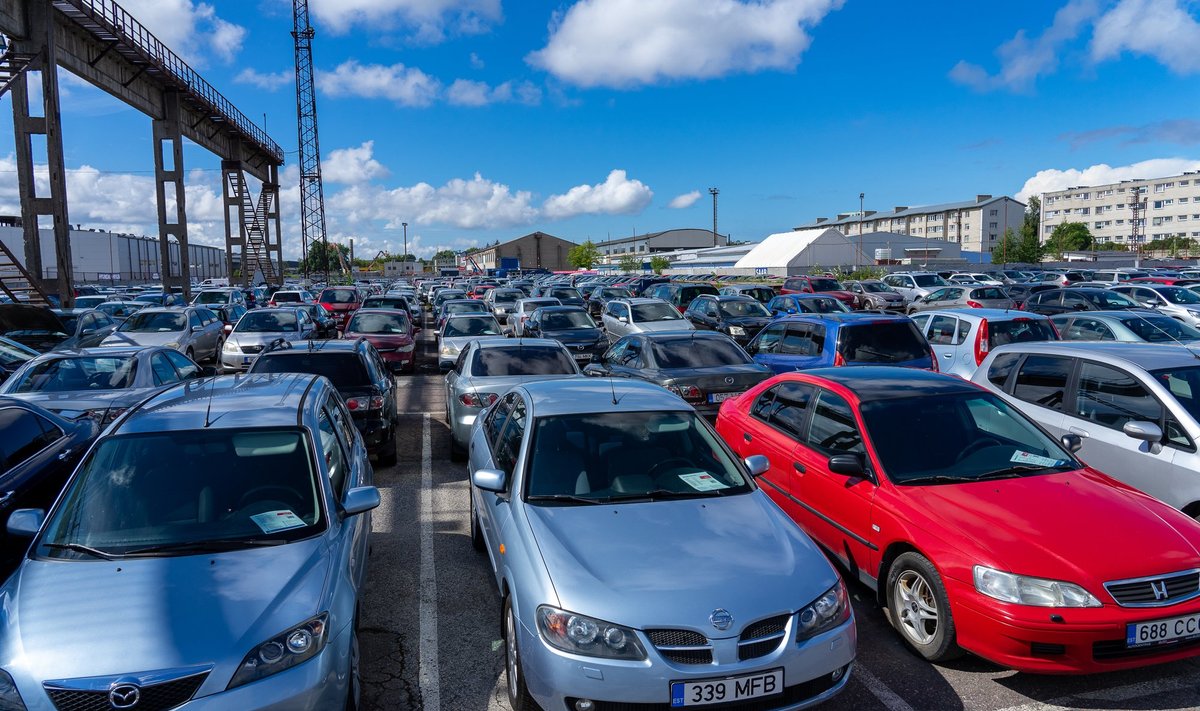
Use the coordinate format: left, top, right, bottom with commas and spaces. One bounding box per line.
519, 378, 690, 417
776, 312, 908, 324
796, 366, 983, 401
616, 297, 670, 305
990, 341, 1200, 370
258, 339, 362, 354
914, 308, 1045, 321
118, 373, 326, 434
473, 337, 563, 350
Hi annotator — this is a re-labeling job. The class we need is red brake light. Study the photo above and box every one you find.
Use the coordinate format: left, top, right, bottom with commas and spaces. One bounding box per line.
966, 300, 983, 308
975, 318, 989, 366
833, 351, 846, 367
346, 396, 385, 411
666, 384, 704, 401
459, 392, 499, 407
929, 351, 939, 372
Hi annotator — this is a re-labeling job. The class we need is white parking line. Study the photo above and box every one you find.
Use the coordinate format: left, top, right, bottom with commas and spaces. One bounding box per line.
993, 675, 1194, 711
419, 415, 442, 711
854, 666, 915, 711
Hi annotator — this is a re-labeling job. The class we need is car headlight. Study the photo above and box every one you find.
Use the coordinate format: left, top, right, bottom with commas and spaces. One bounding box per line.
398, 343, 415, 353
797, 580, 851, 640
163, 342, 179, 349
440, 344, 458, 357
727, 326, 746, 336
223, 341, 239, 353
0, 668, 26, 710
973, 566, 1101, 607
537, 606, 647, 660
227, 613, 329, 690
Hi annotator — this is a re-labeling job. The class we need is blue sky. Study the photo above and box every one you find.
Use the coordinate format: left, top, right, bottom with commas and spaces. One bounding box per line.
4, 0, 1200, 258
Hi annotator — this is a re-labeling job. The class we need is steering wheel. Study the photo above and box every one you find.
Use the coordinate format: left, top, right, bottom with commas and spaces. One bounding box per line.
956, 437, 1001, 463
237, 485, 306, 512
648, 457, 697, 480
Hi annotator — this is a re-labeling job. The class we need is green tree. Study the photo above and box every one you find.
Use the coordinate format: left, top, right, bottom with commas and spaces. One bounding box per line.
649, 256, 671, 274
301, 240, 349, 274
618, 254, 641, 273
433, 249, 458, 261
1045, 222, 1093, 256
568, 240, 601, 269
995, 227, 1044, 265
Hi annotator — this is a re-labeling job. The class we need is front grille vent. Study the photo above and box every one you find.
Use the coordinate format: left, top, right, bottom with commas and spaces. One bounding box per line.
1105, 570, 1200, 607
646, 628, 712, 665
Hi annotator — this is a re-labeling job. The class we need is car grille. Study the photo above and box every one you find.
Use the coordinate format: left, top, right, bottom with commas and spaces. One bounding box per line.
738, 614, 790, 661
1104, 570, 1200, 607
563, 670, 842, 711
646, 629, 712, 665
45, 672, 207, 711
1093, 638, 1200, 661
240, 344, 264, 354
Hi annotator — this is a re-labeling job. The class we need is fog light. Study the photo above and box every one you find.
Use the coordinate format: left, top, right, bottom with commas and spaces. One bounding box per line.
574, 700, 595, 711
831, 665, 846, 682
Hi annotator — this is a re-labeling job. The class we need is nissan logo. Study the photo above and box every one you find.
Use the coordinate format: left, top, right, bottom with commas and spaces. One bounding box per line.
709, 608, 733, 631
109, 683, 141, 709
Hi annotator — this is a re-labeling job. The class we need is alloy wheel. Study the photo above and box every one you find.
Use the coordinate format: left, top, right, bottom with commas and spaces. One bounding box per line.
505, 604, 519, 701
894, 570, 939, 645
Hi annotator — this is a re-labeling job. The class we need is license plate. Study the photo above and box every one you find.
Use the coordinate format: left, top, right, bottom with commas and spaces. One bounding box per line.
242, 356, 252, 364
670, 669, 783, 707
572, 353, 592, 361
1127, 612, 1200, 648
708, 391, 744, 404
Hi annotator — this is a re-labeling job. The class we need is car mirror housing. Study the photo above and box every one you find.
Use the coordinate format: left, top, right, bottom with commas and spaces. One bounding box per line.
472, 468, 507, 493
1060, 433, 1083, 454
1123, 420, 1164, 453
582, 363, 606, 376
744, 455, 769, 477
341, 486, 381, 517
827, 454, 865, 477
7, 508, 44, 537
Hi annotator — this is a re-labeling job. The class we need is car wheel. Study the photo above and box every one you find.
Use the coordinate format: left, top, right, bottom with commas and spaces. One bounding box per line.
470, 490, 485, 552
376, 430, 398, 467
213, 339, 224, 362
185, 348, 195, 361
343, 622, 362, 711
503, 597, 537, 711
886, 552, 963, 662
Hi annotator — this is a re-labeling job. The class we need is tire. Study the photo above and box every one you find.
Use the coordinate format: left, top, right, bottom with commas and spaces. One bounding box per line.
343, 622, 361, 711
185, 348, 195, 362
503, 597, 538, 711
886, 552, 963, 662
376, 430, 398, 467
212, 339, 224, 363
470, 489, 485, 552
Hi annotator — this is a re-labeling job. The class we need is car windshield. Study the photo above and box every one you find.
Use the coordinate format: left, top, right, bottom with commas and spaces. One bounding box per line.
273, 292, 302, 302
797, 297, 848, 314
1158, 287, 1200, 304
600, 288, 632, 299
347, 312, 410, 334
1084, 291, 1137, 308
631, 302, 682, 322
492, 290, 523, 303
809, 278, 842, 292
717, 300, 770, 318
542, 311, 595, 330
319, 289, 358, 304
444, 316, 501, 337
119, 312, 186, 333
989, 319, 1058, 347
0, 337, 36, 366
861, 392, 1076, 485
860, 282, 891, 293
1121, 315, 1200, 342
98, 303, 142, 318
838, 322, 930, 363
251, 353, 370, 387
914, 275, 948, 287
236, 311, 298, 333
652, 338, 753, 368
11, 355, 137, 392
525, 411, 750, 503
194, 291, 229, 304
56, 314, 79, 334
37, 428, 323, 557
471, 347, 577, 376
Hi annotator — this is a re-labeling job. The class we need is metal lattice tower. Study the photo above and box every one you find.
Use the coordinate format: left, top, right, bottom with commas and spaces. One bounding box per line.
1131, 186, 1144, 265
293, 0, 328, 282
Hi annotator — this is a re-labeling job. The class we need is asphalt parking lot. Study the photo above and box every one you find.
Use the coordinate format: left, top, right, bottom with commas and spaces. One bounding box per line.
357, 322, 1200, 711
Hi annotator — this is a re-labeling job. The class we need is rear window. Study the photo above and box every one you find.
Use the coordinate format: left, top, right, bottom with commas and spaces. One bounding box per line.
679, 285, 719, 302
251, 352, 370, 388
472, 347, 577, 376
651, 338, 752, 368
972, 287, 1008, 300
319, 289, 358, 304
809, 279, 842, 292
988, 319, 1057, 347
837, 322, 931, 363
273, 292, 302, 302
913, 274, 948, 287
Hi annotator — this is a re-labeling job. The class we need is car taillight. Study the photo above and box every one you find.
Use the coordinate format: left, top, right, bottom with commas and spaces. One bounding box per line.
666, 384, 703, 401
268, 301, 277, 307
966, 300, 983, 308
85, 407, 126, 424
346, 395, 385, 411
833, 352, 846, 367
975, 318, 989, 366
459, 392, 499, 408
224, 324, 233, 334
929, 350, 939, 372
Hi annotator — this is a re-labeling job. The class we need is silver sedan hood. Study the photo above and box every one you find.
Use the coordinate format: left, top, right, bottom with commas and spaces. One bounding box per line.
102, 331, 183, 348
633, 320, 694, 334
442, 334, 505, 352
523, 492, 837, 635
227, 332, 298, 347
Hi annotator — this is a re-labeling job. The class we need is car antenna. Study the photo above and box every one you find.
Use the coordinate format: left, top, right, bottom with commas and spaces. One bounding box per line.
608, 374, 621, 405
202, 373, 218, 428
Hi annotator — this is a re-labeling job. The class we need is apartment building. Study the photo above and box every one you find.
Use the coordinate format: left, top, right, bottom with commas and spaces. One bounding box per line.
1040, 172, 1200, 245
793, 194, 1024, 256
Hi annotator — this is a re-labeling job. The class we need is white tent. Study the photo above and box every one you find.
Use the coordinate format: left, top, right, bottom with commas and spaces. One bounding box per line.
734, 228, 866, 275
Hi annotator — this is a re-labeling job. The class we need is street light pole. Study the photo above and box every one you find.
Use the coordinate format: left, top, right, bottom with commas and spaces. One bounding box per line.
402, 221, 408, 274
857, 192, 865, 272
709, 188, 719, 247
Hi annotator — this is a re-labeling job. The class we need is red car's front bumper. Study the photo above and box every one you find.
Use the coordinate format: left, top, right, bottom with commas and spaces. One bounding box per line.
948, 578, 1200, 673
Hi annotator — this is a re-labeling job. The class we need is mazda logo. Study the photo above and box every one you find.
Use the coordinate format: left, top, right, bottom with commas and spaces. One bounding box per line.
709, 608, 733, 631
724, 377, 734, 385
576, 345, 586, 351
109, 683, 141, 709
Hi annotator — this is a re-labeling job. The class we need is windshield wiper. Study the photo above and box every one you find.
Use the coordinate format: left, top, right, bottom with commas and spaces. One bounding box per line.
525, 493, 602, 505
605, 488, 729, 502
125, 538, 288, 555
897, 474, 978, 486
974, 463, 1074, 480
43, 542, 121, 560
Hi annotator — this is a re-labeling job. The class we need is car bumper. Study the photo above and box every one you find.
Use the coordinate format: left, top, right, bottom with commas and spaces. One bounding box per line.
449, 405, 479, 446
354, 416, 390, 450
520, 615, 855, 711
220, 352, 259, 372
948, 578, 1200, 673
377, 349, 415, 370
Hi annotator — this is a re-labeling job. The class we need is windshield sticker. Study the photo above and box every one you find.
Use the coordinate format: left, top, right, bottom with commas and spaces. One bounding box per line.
1010, 451, 1063, 468
250, 510, 306, 534
678, 472, 730, 491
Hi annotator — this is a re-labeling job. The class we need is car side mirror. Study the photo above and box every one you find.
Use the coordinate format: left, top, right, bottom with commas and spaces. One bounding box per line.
583, 363, 608, 376
1123, 421, 1164, 453
827, 453, 865, 477
342, 486, 381, 517
472, 468, 507, 493
745, 341, 758, 355
1060, 433, 1083, 454
744, 455, 769, 477
7, 508, 44, 537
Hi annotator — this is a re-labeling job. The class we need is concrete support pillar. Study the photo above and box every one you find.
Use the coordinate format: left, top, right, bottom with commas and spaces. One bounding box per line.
222, 159, 248, 287
11, 1, 73, 306
153, 90, 190, 299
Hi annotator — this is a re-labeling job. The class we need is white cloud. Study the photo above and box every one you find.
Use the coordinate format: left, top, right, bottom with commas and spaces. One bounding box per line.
309, 0, 502, 43
316, 60, 441, 106
1091, 0, 1200, 73
528, 0, 843, 88
330, 173, 539, 230
543, 170, 654, 219
668, 190, 702, 209
446, 79, 542, 106
119, 0, 246, 65
1016, 157, 1200, 201
323, 142, 391, 185
234, 68, 294, 92
469, 52, 485, 69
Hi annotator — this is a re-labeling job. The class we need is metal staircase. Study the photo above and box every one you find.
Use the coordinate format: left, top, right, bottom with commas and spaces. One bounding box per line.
226, 171, 277, 284
0, 48, 39, 99
0, 239, 51, 306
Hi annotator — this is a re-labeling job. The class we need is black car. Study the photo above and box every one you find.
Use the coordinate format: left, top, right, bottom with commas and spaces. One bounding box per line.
584, 286, 635, 318
0, 397, 98, 574
1023, 288, 1140, 316
0, 304, 114, 353
292, 302, 338, 338
1005, 283, 1059, 309
0, 337, 37, 385
248, 339, 399, 465
683, 294, 773, 345
623, 276, 670, 296
717, 283, 776, 304
583, 331, 772, 417
541, 286, 585, 307
522, 305, 609, 365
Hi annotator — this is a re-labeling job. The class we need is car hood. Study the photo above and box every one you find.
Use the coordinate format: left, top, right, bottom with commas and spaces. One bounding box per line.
102, 331, 185, 348
3, 388, 161, 415
633, 320, 695, 333
523, 492, 838, 634
542, 327, 604, 344
898, 470, 1200, 587
228, 332, 298, 347
0, 538, 331, 682
723, 317, 772, 329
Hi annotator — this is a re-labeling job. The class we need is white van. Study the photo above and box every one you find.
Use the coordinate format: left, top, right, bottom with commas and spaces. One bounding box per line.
199, 277, 230, 288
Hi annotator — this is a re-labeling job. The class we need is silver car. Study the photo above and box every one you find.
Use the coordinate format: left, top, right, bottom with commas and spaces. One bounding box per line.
972, 342, 1200, 516
511, 297, 561, 337
484, 288, 526, 324
881, 272, 950, 301
100, 306, 225, 363
468, 379, 855, 711
0, 373, 378, 710
906, 285, 1014, 314
1111, 284, 1200, 327
444, 338, 582, 459
220, 307, 316, 373
601, 297, 695, 343
1050, 310, 1200, 344
438, 313, 505, 371
909, 309, 1058, 378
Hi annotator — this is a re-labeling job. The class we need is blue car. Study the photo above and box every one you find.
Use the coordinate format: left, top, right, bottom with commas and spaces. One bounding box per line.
766, 293, 851, 317
0, 373, 380, 710
745, 313, 936, 374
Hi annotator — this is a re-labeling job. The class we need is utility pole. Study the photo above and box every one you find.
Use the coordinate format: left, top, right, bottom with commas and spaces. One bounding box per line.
402, 221, 408, 272
857, 192, 865, 271
709, 188, 720, 247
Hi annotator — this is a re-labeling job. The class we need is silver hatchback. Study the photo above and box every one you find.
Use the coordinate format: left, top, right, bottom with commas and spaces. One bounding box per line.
601, 297, 695, 342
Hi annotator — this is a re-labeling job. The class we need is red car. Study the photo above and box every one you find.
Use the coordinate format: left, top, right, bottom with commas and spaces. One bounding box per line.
317, 286, 363, 331
1128, 277, 1200, 286
342, 308, 416, 373
716, 367, 1200, 674
780, 276, 857, 308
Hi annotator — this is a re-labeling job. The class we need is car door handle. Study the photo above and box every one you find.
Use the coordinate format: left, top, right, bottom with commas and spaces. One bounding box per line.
1069, 426, 1090, 439
743, 433, 753, 442
793, 462, 806, 474
0, 491, 13, 507
57, 449, 72, 461
942, 353, 952, 358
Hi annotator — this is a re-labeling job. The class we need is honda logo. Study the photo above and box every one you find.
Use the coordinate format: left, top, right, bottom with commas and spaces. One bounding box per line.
1151, 580, 1169, 601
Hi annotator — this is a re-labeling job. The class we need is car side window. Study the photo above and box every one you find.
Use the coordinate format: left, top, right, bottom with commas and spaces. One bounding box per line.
0, 407, 61, 471
986, 352, 1021, 388
78, 313, 96, 332
1075, 362, 1162, 431
750, 385, 779, 422
910, 314, 930, 332
603, 340, 627, 364
95, 313, 114, 328
1062, 292, 1088, 310
755, 324, 785, 354
927, 315, 959, 345
486, 397, 512, 446
1011, 355, 1072, 412
621, 340, 643, 367
768, 382, 815, 439
806, 391, 865, 455
1072, 318, 1114, 341
187, 310, 202, 330
150, 352, 180, 385
318, 405, 349, 496
493, 396, 526, 478
163, 349, 201, 379
781, 324, 820, 356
